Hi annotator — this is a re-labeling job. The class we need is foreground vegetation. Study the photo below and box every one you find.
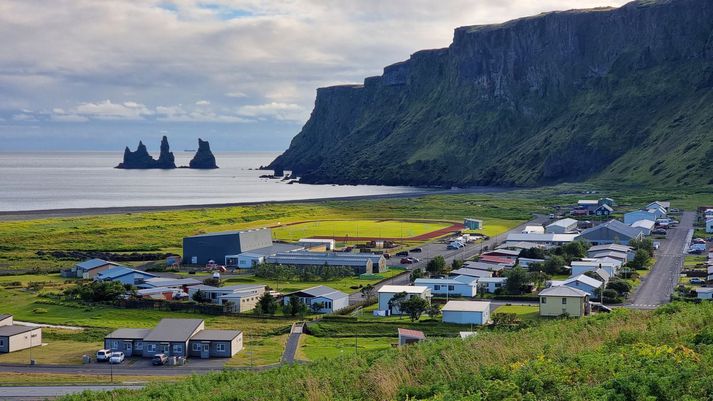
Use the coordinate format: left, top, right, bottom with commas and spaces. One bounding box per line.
58, 302, 713, 400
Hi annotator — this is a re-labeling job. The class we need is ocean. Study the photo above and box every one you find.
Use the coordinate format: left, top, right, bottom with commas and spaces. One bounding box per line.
0, 152, 424, 212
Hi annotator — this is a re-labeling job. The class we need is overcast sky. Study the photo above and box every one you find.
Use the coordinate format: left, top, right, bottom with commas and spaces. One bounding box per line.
0, 0, 628, 152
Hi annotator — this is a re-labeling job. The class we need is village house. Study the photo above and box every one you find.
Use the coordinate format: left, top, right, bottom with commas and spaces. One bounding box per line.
188, 284, 265, 313
570, 259, 621, 277
623, 210, 658, 225
67, 258, 122, 279
545, 218, 579, 234
0, 315, 42, 354
94, 266, 157, 286
378, 285, 431, 315
576, 220, 643, 245
414, 277, 478, 298
696, 288, 713, 300
265, 251, 387, 274
450, 267, 493, 278
282, 285, 349, 313
504, 233, 579, 246
548, 274, 603, 297
398, 328, 425, 346
441, 301, 491, 325
538, 286, 590, 317
586, 244, 634, 261
475, 277, 508, 293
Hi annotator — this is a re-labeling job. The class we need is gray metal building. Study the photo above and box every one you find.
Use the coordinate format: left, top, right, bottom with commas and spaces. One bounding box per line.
183, 228, 273, 265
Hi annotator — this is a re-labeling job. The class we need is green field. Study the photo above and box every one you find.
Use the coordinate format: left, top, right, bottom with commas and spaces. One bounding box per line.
272, 219, 452, 241
493, 305, 540, 321
298, 335, 394, 361
224, 269, 403, 294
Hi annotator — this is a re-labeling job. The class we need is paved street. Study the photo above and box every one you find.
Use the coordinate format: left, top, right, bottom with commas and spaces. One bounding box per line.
628, 212, 693, 309
349, 215, 547, 304
0, 385, 142, 401
281, 322, 304, 363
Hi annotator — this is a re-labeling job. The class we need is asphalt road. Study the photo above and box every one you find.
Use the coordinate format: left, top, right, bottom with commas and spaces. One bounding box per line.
628, 212, 693, 309
348, 215, 547, 304
0, 385, 142, 401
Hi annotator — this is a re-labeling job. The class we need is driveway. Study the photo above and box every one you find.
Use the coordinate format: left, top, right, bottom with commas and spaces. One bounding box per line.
349, 215, 548, 304
628, 212, 694, 309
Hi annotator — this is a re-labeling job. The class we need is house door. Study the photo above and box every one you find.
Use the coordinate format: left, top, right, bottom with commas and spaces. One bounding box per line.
124, 341, 132, 355
201, 344, 210, 359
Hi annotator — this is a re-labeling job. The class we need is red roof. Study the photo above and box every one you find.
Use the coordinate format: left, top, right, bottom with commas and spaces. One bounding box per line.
479, 255, 514, 265
397, 328, 425, 339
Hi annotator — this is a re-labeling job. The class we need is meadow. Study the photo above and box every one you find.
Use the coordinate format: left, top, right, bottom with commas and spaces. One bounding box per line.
272, 219, 452, 241
56, 302, 713, 401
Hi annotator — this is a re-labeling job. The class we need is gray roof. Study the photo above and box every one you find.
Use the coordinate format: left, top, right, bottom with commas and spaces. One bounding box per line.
546, 218, 578, 229
140, 277, 202, 288
191, 284, 264, 293
287, 285, 348, 300
0, 325, 38, 337
562, 274, 603, 289
75, 258, 118, 271
105, 328, 152, 339
577, 220, 641, 241
190, 329, 241, 341
462, 262, 506, 272
143, 319, 204, 342
266, 251, 378, 267
96, 266, 156, 280
238, 243, 304, 257
588, 244, 632, 253
539, 286, 588, 297
0, 314, 11, 322
185, 229, 269, 238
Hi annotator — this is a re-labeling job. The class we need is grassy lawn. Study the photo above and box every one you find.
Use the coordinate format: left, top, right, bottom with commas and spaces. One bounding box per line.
0, 338, 101, 365
462, 218, 525, 238
298, 335, 393, 361
272, 219, 452, 241
493, 305, 540, 321
224, 269, 404, 294
225, 334, 287, 367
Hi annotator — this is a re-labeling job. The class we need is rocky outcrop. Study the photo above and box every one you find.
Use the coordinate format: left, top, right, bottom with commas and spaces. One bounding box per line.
156, 136, 176, 169
188, 139, 218, 169
116, 136, 176, 169
270, 0, 713, 188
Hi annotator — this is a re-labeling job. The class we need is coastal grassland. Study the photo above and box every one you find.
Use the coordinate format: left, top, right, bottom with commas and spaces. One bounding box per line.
57, 303, 713, 401
298, 336, 394, 361
0, 192, 538, 272
272, 219, 452, 241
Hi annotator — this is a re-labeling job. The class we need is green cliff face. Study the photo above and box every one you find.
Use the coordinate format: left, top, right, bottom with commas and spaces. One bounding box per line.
270, 0, 713, 187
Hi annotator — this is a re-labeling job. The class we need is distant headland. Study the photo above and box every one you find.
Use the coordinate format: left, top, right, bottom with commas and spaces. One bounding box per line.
116, 136, 218, 169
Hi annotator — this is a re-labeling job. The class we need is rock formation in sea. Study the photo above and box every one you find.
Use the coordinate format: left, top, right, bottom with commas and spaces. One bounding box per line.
188, 139, 219, 169
116, 136, 177, 169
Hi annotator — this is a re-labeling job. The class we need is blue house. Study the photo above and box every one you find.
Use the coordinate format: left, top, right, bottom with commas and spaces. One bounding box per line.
623, 210, 657, 225
95, 266, 157, 286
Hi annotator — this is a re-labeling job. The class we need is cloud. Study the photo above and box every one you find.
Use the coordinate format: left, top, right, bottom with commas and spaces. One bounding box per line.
237, 102, 307, 122
74, 100, 153, 120
12, 113, 37, 122
195, 100, 210, 105
224, 91, 248, 98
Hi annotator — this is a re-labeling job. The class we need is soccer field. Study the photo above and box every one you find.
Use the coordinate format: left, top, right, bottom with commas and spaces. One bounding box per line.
272, 219, 454, 241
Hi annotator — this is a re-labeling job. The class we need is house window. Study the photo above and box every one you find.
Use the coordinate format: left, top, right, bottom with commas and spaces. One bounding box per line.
562, 298, 567, 305
434, 285, 440, 290
147, 344, 156, 353
124, 342, 132, 351
192, 343, 201, 351
0, 339, 4, 347
448, 285, 455, 291
111, 340, 119, 349
541, 297, 547, 304
326, 301, 332, 309
216, 343, 226, 352
135, 342, 143, 351
173, 344, 183, 354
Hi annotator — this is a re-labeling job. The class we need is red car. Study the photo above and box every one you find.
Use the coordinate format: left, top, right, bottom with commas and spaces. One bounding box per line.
400, 257, 419, 264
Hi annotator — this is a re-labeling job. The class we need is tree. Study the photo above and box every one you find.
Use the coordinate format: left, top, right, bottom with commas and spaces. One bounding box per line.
255, 292, 278, 315
426, 256, 447, 276
192, 289, 206, 303
399, 296, 429, 322
520, 247, 546, 259
282, 295, 308, 317
388, 292, 409, 315
504, 267, 529, 294
203, 277, 222, 287
543, 255, 566, 275
409, 268, 424, 282
492, 313, 521, 326
310, 301, 325, 314
360, 284, 375, 302
607, 278, 633, 295
630, 249, 651, 270
451, 259, 464, 270
602, 288, 622, 304
426, 303, 441, 319
528, 271, 550, 290
64, 280, 129, 303
562, 241, 588, 260
630, 237, 655, 257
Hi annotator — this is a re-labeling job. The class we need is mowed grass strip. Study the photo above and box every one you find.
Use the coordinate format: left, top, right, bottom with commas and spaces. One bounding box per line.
272, 219, 452, 241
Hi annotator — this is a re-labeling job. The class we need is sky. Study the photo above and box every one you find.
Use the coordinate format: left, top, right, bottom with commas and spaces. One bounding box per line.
0, 0, 628, 152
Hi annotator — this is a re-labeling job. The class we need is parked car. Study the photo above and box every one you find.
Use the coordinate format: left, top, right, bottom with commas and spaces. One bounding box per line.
669, 208, 679, 213
96, 349, 112, 362
692, 238, 706, 244
447, 241, 464, 250
382, 253, 391, 259
152, 353, 168, 366
109, 351, 125, 364
652, 228, 667, 235
689, 248, 703, 255
400, 257, 414, 264
395, 251, 409, 257
409, 247, 423, 253
690, 278, 706, 285
653, 242, 660, 250
548, 213, 555, 219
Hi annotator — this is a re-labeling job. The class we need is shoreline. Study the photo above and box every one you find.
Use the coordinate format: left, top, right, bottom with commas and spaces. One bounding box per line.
0, 186, 512, 221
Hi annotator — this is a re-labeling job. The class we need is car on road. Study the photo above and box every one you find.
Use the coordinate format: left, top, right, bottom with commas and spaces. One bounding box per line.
400, 257, 419, 264
690, 278, 706, 285
96, 349, 112, 362
653, 242, 660, 250
409, 247, 423, 253
109, 351, 125, 364
652, 228, 667, 235
447, 241, 464, 250
395, 251, 409, 257
152, 353, 168, 366
548, 213, 555, 219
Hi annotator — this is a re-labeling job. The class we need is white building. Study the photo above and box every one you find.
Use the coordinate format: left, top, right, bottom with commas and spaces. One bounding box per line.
522, 225, 545, 234
545, 218, 579, 234
377, 285, 431, 315
548, 274, 603, 297
706, 219, 713, 234
623, 210, 657, 225
282, 285, 349, 313
188, 284, 265, 313
414, 278, 477, 298
570, 259, 620, 277
630, 219, 655, 236
441, 301, 491, 325
476, 277, 507, 293
696, 288, 713, 300
504, 233, 578, 246
450, 267, 493, 278
298, 238, 335, 250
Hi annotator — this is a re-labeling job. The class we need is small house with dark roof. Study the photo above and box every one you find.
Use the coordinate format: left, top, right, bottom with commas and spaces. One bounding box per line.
0, 315, 42, 354
282, 285, 349, 313
188, 329, 242, 358
104, 328, 152, 356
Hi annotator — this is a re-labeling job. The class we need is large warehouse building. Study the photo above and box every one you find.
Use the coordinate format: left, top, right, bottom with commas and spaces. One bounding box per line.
183, 228, 273, 265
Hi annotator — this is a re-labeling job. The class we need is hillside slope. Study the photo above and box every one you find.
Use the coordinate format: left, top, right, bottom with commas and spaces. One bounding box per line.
269, 0, 713, 187
63, 303, 713, 401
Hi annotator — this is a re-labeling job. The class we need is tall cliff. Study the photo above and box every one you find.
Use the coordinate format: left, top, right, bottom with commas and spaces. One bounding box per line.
270, 0, 713, 187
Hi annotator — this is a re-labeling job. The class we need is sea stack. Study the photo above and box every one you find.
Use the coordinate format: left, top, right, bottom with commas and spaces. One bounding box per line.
188, 139, 218, 169
116, 140, 159, 169
156, 136, 176, 169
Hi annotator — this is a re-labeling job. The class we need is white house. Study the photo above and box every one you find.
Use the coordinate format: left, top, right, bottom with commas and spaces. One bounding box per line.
378, 285, 431, 315
551, 274, 603, 297
630, 219, 655, 236
398, 328, 425, 346
476, 277, 507, 293
522, 225, 545, 234
570, 259, 620, 277
235, 252, 265, 269
518, 258, 545, 269
647, 201, 670, 211
696, 288, 713, 300
706, 219, 713, 234
647, 206, 667, 219
623, 210, 657, 225
414, 278, 477, 298
282, 285, 349, 313
545, 218, 579, 234
504, 233, 578, 246
441, 301, 491, 325
188, 284, 265, 313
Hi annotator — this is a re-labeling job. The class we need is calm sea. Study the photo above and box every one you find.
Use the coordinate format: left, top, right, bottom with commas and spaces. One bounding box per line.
0, 152, 423, 211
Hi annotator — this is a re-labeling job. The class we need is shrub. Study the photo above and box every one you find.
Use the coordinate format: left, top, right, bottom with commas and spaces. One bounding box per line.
32, 307, 48, 314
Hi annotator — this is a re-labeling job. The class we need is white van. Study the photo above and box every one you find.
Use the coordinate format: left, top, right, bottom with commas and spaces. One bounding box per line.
96, 349, 112, 362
